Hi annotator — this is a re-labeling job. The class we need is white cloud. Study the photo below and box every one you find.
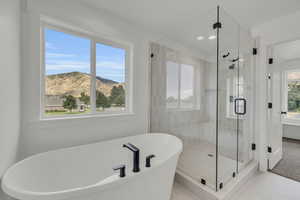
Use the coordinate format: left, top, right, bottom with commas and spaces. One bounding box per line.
45, 42, 57, 50
96, 61, 124, 69
46, 60, 90, 71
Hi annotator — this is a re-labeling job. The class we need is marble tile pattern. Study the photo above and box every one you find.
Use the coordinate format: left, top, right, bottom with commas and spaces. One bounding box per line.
150, 43, 254, 188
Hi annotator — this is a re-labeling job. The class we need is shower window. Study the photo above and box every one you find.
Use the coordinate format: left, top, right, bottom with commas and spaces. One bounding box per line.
166, 61, 197, 110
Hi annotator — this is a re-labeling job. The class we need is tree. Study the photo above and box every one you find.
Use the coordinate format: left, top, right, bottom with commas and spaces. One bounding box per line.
109, 85, 125, 106
288, 82, 300, 111
63, 95, 77, 112
96, 90, 111, 110
114, 94, 125, 106
79, 92, 90, 105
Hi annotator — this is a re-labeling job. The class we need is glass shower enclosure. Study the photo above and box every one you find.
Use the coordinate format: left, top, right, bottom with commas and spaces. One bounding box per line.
150, 6, 255, 191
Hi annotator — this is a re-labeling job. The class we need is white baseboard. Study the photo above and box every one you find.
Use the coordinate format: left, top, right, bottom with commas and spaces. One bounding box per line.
268, 148, 282, 169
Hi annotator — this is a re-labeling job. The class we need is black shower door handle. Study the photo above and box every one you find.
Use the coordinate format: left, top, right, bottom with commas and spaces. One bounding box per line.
234, 98, 247, 115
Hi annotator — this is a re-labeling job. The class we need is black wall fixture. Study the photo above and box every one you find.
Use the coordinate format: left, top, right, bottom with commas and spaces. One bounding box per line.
253, 48, 257, 55
268, 58, 273, 64
223, 52, 230, 58
213, 22, 222, 29
268, 146, 272, 153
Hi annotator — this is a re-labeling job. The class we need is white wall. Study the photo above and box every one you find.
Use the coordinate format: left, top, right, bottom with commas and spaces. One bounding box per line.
19, 0, 150, 158
252, 10, 300, 170
19, 0, 203, 159
283, 125, 300, 140
0, 0, 21, 177
253, 10, 300, 142
267, 59, 300, 141
252, 10, 300, 45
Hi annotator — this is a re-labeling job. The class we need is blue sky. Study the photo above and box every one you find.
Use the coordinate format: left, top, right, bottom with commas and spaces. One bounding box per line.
45, 28, 125, 83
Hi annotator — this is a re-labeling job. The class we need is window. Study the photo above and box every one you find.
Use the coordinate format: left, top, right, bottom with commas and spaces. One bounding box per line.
284, 70, 300, 120
166, 61, 197, 109
96, 43, 126, 112
42, 26, 130, 118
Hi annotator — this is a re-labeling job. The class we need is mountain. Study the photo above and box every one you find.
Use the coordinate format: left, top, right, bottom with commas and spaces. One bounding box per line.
46, 72, 123, 97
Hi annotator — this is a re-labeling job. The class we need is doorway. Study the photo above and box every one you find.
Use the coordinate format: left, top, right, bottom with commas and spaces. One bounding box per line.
267, 39, 300, 182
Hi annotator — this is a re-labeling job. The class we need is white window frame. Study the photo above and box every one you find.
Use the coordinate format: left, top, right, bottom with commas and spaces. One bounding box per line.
166, 61, 199, 111
40, 22, 132, 120
281, 68, 300, 125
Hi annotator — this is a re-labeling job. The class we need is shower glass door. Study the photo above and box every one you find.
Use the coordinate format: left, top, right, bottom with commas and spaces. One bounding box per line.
149, 6, 254, 192
216, 7, 254, 189
237, 28, 255, 172
216, 7, 240, 189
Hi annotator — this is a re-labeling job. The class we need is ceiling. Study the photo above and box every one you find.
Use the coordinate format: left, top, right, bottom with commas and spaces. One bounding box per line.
79, 0, 300, 59
274, 40, 300, 63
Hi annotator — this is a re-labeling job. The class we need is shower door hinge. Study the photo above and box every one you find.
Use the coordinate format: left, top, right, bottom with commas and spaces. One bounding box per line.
268, 102, 273, 109
251, 143, 256, 150
213, 22, 222, 29
267, 146, 272, 153
267, 74, 271, 79
219, 182, 223, 189
253, 48, 257, 55
268, 58, 274, 64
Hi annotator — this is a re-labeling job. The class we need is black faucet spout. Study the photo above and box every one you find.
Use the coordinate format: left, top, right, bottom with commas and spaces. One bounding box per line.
123, 143, 140, 173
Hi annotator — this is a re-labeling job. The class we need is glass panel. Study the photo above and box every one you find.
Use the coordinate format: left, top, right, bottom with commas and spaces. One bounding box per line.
150, 6, 254, 191
150, 8, 218, 190
217, 7, 239, 188
44, 28, 91, 116
237, 28, 255, 172
96, 43, 126, 112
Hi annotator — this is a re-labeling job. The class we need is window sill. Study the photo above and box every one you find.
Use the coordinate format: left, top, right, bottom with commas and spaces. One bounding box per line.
40, 111, 135, 122
282, 118, 300, 126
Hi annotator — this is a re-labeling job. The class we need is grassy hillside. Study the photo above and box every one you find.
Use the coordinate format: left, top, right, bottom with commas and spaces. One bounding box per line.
46, 72, 123, 97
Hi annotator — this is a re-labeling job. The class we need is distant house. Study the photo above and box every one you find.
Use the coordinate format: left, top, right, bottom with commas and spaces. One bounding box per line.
45, 95, 88, 112
45, 95, 65, 111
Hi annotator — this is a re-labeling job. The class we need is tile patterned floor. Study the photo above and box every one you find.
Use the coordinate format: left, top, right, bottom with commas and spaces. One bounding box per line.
171, 182, 200, 200
172, 172, 300, 200
231, 172, 300, 200
271, 138, 300, 182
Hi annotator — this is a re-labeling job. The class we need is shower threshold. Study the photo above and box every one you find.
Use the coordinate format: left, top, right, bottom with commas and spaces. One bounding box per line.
177, 141, 244, 189
175, 161, 258, 200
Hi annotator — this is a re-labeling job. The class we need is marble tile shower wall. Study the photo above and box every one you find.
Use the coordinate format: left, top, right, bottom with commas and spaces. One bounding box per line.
150, 43, 210, 145
150, 43, 251, 163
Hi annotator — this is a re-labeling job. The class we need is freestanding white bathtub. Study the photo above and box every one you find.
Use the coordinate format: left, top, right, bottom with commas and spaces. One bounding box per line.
2, 133, 182, 200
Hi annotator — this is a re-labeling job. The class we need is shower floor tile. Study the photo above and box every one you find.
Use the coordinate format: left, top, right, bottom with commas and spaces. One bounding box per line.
177, 141, 242, 188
